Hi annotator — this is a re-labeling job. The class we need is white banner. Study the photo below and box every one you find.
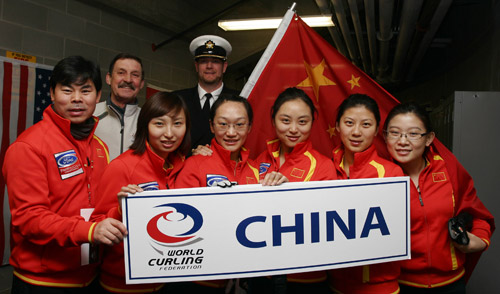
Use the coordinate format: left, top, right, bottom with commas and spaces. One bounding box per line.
122, 177, 410, 284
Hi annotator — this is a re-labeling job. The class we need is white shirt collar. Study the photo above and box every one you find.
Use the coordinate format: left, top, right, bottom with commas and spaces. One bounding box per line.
197, 83, 224, 100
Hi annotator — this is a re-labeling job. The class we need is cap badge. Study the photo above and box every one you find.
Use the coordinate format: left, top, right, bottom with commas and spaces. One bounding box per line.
205, 40, 215, 49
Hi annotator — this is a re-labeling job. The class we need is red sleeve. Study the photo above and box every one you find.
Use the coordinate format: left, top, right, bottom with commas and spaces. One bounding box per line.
3, 142, 92, 247
91, 159, 131, 222
175, 157, 205, 188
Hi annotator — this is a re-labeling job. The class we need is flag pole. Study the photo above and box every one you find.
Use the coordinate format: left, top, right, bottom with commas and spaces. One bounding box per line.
240, 3, 297, 98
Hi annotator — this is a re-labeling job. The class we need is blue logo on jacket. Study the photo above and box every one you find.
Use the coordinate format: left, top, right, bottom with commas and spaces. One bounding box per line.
206, 174, 230, 187
138, 182, 160, 191
56, 151, 78, 167
259, 163, 271, 174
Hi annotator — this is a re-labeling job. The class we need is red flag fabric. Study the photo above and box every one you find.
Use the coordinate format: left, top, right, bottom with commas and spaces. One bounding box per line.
242, 14, 400, 158
433, 140, 495, 282
146, 83, 170, 99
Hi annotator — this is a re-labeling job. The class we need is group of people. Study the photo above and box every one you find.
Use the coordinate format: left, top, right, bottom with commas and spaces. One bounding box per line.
1, 34, 494, 294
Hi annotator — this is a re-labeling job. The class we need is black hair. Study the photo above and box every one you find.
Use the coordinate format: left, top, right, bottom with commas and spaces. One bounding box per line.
210, 94, 253, 125
271, 87, 317, 121
108, 53, 144, 80
50, 56, 102, 92
383, 102, 433, 132
130, 92, 191, 156
336, 94, 381, 126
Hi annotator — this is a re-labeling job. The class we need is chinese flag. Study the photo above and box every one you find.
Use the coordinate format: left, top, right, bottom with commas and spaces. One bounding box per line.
241, 10, 494, 283
241, 13, 400, 158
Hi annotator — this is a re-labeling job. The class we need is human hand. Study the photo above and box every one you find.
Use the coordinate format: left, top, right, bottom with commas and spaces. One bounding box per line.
117, 184, 143, 198
93, 218, 128, 246
215, 180, 236, 188
453, 232, 487, 253
117, 184, 143, 213
192, 144, 212, 156
260, 171, 289, 186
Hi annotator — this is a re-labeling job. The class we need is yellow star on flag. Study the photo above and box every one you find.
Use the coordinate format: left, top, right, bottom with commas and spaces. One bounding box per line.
297, 59, 336, 101
347, 74, 361, 90
327, 124, 336, 138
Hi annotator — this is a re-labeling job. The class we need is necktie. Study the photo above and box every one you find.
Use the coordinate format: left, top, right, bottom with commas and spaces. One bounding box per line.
202, 93, 212, 117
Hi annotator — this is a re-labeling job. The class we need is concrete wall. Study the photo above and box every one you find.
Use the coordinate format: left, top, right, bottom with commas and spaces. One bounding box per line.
0, 0, 198, 104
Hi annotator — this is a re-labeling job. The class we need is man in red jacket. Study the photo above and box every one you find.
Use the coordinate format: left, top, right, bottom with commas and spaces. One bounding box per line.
2, 56, 127, 293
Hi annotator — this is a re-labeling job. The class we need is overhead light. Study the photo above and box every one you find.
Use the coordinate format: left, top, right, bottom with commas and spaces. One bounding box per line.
218, 15, 334, 31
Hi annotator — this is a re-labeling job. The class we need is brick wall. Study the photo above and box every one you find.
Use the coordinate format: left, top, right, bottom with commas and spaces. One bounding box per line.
0, 0, 198, 103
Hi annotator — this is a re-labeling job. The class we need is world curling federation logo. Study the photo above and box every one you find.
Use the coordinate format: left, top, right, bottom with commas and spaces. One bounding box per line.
146, 203, 203, 251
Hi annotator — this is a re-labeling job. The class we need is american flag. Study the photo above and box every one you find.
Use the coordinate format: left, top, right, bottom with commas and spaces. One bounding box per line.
0, 57, 53, 265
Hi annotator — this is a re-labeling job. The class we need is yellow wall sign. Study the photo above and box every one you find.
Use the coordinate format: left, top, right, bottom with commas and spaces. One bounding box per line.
6, 51, 36, 63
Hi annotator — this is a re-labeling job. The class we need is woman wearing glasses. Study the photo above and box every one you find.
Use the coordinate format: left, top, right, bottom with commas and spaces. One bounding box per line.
329, 94, 403, 294
384, 103, 494, 293
175, 94, 287, 293
176, 94, 267, 189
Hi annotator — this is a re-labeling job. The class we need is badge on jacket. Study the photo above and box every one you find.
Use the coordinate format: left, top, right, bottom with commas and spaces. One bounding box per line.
54, 150, 83, 180
138, 181, 160, 191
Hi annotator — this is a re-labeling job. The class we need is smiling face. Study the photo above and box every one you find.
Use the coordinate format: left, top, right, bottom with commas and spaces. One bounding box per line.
147, 110, 187, 159
273, 99, 313, 154
195, 57, 227, 88
210, 101, 251, 161
50, 80, 101, 124
385, 113, 435, 166
106, 58, 144, 107
336, 105, 378, 157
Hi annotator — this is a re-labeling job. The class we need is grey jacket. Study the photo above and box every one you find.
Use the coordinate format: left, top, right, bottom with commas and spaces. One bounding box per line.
93, 98, 140, 160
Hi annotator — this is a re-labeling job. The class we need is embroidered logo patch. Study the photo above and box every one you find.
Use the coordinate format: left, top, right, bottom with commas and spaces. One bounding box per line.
54, 150, 83, 180
432, 172, 447, 182
138, 182, 160, 191
290, 168, 305, 179
96, 148, 105, 158
259, 163, 271, 175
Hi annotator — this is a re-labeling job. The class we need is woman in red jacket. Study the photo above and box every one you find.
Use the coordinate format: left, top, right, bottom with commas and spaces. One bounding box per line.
384, 103, 494, 293
329, 94, 404, 294
174, 94, 287, 293
253, 87, 336, 293
91, 92, 191, 293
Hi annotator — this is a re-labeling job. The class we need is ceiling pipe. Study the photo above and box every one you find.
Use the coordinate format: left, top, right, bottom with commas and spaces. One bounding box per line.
364, 0, 377, 75
314, 0, 349, 57
377, 0, 395, 81
401, 0, 442, 81
391, 0, 425, 82
331, 0, 361, 66
407, 0, 453, 81
347, 0, 370, 73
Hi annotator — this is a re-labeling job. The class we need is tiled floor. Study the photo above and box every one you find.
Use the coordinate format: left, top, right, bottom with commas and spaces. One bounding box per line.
0, 265, 12, 294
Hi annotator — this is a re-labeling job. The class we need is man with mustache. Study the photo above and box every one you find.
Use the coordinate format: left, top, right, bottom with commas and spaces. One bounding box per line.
2, 56, 127, 292
94, 53, 145, 160
173, 35, 238, 154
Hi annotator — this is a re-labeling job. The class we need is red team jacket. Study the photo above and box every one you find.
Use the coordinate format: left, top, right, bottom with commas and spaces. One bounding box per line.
330, 144, 404, 294
175, 139, 259, 288
399, 146, 493, 288
255, 139, 336, 283
2, 107, 109, 287
176, 138, 260, 189
91, 144, 185, 293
